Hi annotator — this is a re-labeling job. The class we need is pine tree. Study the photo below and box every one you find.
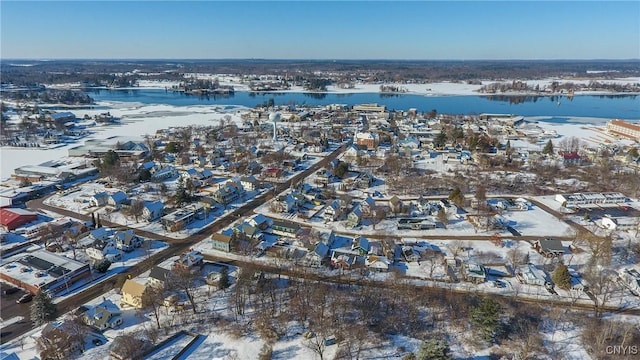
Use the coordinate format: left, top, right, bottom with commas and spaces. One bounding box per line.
218, 267, 230, 290
470, 297, 502, 342
30, 291, 57, 326
448, 187, 464, 207
552, 263, 572, 290
174, 178, 189, 207
542, 140, 554, 155
416, 339, 452, 360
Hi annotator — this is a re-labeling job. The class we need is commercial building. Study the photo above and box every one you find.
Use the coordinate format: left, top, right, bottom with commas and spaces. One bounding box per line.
0, 249, 91, 295
606, 119, 640, 142
0, 208, 38, 231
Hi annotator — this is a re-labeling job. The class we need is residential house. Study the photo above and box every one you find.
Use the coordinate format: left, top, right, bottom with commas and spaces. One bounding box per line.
351, 236, 370, 255
147, 266, 171, 289
212, 182, 244, 205
389, 195, 404, 215
365, 255, 390, 272
37, 321, 85, 359
439, 199, 458, 215
343, 145, 361, 162
304, 242, 330, 267
211, 233, 234, 252
516, 264, 549, 286
465, 263, 486, 284
107, 191, 128, 210
82, 299, 123, 331
151, 166, 177, 182
247, 213, 270, 230
346, 206, 363, 228
324, 199, 345, 221
109, 335, 152, 360
560, 151, 584, 165
120, 279, 147, 308
142, 201, 164, 222
354, 172, 375, 189
330, 249, 361, 270
271, 220, 302, 237
114, 229, 142, 252
315, 169, 332, 185
533, 238, 564, 258
401, 246, 420, 262
240, 176, 260, 191
360, 196, 376, 216
85, 238, 118, 261
173, 250, 204, 272
234, 222, 264, 242
264, 167, 283, 179
275, 192, 306, 213
90, 192, 109, 207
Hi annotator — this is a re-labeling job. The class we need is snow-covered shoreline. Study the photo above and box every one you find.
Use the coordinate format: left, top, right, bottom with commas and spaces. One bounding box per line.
44, 76, 640, 97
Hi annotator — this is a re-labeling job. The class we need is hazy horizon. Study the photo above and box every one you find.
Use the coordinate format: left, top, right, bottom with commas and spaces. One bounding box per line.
1, 1, 638, 60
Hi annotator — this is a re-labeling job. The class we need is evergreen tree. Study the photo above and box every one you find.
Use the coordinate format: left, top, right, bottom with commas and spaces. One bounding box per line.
416, 339, 452, 360
552, 263, 572, 290
448, 187, 464, 207
174, 178, 189, 207
542, 140, 554, 155
93, 259, 112, 273
30, 291, 57, 326
218, 267, 230, 290
470, 297, 502, 342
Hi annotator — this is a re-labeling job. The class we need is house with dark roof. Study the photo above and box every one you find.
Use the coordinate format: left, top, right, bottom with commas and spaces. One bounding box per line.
147, 266, 171, 289
37, 321, 84, 359
533, 238, 564, 258
271, 220, 302, 236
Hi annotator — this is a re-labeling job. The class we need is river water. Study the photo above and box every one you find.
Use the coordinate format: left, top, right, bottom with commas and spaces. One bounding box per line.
88, 89, 640, 120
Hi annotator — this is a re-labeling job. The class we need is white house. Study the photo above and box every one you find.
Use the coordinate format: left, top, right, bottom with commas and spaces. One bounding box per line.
142, 201, 164, 222
85, 239, 118, 261
82, 299, 123, 331
89, 192, 109, 207
365, 255, 390, 272
107, 191, 128, 209
114, 229, 142, 252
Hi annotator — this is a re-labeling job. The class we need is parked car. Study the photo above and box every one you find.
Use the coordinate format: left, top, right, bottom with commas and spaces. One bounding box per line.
2, 287, 20, 295
16, 293, 33, 303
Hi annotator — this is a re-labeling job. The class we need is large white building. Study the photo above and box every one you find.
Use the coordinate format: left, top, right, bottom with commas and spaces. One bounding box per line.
555, 192, 626, 208
606, 119, 640, 142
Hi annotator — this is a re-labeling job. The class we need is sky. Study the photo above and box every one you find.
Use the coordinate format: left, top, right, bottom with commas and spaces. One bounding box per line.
1, 1, 639, 60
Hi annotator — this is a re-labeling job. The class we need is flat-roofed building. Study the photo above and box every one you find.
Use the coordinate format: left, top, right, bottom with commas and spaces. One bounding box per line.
0, 249, 91, 295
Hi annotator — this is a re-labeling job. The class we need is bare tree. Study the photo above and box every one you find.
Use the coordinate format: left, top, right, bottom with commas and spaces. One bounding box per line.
129, 199, 144, 222
142, 285, 166, 329
167, 267, 201, 314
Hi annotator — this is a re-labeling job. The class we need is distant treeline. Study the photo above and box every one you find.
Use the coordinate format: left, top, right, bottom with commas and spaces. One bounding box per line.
1, 59, 639, 86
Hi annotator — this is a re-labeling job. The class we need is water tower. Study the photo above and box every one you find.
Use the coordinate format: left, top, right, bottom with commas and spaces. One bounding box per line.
269, 112, 281, 141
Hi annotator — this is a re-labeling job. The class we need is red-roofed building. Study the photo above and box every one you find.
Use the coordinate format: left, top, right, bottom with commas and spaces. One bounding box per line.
0, 208, 38, 231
